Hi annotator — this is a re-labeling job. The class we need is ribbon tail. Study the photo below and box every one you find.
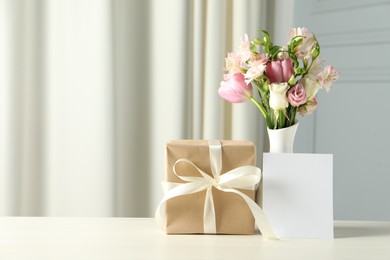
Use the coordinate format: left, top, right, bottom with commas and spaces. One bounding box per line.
155, 198, 167, 232
203, 187, 216, 234
221, 188, 278, 239
155, 180, 210, 231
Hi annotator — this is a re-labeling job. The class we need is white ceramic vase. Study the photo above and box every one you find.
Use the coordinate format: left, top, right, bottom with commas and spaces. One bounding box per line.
267, 121, 299, 153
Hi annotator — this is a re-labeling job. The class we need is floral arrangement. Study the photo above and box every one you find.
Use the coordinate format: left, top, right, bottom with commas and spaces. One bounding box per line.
218, 27, 340, 129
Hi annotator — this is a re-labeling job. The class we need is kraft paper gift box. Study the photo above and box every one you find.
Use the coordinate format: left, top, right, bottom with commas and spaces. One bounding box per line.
164, 140, 257, 234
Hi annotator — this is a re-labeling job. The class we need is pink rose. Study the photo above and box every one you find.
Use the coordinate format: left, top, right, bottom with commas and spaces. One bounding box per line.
287, 83, 307, 107
266, 58, 294, 83
298, 97, 318, 116
218, 73, 253, 103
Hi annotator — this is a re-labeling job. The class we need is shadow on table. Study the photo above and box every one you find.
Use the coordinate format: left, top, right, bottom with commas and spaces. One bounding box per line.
335, 224, 390, 238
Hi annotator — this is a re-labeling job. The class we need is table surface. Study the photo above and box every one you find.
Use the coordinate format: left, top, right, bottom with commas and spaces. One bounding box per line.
0, 217, 390, 260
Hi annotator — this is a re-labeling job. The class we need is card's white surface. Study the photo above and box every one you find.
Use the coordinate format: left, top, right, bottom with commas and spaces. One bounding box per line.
262, 153, 333, 239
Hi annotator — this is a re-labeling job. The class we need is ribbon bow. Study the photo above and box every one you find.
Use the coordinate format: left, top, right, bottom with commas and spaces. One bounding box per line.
155, 140, 277, 239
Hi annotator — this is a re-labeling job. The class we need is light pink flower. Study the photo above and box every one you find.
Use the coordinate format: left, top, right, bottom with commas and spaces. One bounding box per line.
288, 27, 316, 60
225, 52, 244, 72
287, 83, 307, 107
244, 54, 268, 84
239, 34, 253, 61
248, 53, 269, 67
288, 27, 311, 40
266, 58, 294, 84
218, 73, 253, 103
308, 57, 325, 78
317, 65, 340, 92
269, 83, 289, 110
245, 64, 266, 84
298, 97, 318, 116
224, 52, 245, 80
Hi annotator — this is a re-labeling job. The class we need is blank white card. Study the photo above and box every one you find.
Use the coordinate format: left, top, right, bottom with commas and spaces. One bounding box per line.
262, 153, 333, 239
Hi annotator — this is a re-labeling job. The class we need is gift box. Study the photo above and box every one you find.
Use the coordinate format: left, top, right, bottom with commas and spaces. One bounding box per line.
163, 140, 258, 234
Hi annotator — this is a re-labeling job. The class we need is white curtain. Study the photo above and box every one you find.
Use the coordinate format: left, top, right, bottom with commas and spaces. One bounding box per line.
0, 0, 293, 217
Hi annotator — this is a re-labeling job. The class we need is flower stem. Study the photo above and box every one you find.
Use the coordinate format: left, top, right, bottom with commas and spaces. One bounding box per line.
278, 110, 285, 128
291, 107, 297, 125
250, 97, 267, 119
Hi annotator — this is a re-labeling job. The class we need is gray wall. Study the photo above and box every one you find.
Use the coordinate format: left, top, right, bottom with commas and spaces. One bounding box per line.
293, 0, 390, 221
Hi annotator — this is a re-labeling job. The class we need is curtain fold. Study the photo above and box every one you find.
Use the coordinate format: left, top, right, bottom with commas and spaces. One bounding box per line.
111, 0, 152, 217
0, 0, 290, 217
44, 0, 114, 216
202, 0, 228, 139
1, 0, 46, 215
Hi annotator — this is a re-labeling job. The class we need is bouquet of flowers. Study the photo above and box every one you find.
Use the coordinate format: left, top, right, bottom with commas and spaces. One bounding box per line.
218, 27, 340, 129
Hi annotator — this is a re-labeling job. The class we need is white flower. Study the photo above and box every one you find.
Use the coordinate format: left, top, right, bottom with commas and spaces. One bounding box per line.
301, 76, 321, 99
308, 57, 325, 78
269, 83, 289, 110
288, 27, 311, 40
277, 46, 289, 59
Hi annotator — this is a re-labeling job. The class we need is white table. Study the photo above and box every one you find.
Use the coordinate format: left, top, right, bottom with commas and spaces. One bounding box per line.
0, 217, 389, 260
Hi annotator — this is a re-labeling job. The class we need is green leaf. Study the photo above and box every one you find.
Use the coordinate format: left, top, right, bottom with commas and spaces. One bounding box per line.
259, 30, 270, 38
266, 111, 274, 129
290, 54, 299, 69
295, 67, 306, 75
263, 80, 269, 92
288, 44, 292, 53
303, 59, 308, 68
253, 37, 262, 45
264, 45, 269, 54
288, 75, 296, 85
250, 44, 257, 53
290, 36, 303, 48
258, 30, 274, 55
270, 45, 282, 59
311, 42, 320, 59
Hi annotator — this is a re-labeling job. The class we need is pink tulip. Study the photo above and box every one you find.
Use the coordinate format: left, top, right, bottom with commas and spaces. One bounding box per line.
218, 73, 253, 103
287, 83, 307, 107
266, 58, 294, 83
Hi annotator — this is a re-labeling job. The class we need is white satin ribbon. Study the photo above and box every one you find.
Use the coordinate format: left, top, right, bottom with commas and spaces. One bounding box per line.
155, 140, 277, 239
